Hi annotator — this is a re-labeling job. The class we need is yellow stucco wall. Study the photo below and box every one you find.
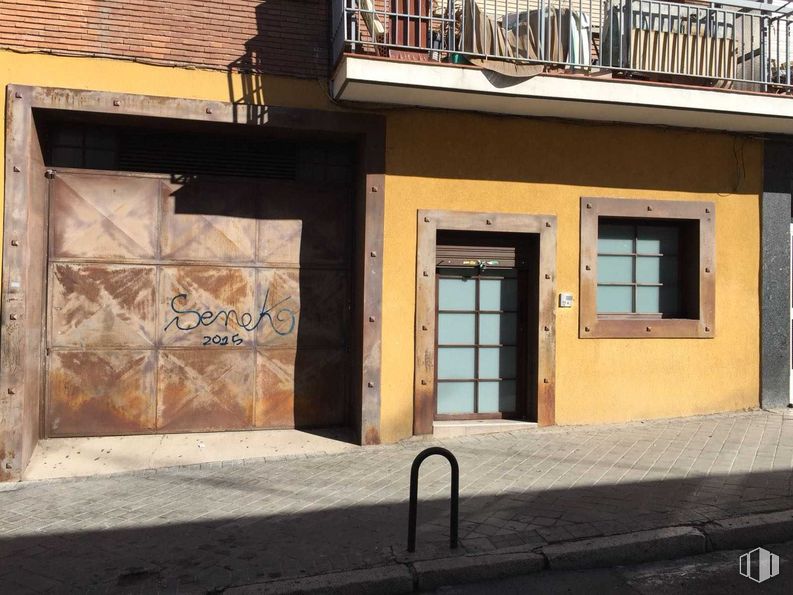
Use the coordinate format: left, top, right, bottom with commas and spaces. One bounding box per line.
0, 51, 762, 445
380, 111, 761, 441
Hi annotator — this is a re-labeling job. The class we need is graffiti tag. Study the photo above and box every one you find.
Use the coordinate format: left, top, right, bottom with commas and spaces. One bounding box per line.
163, 289, 296, 337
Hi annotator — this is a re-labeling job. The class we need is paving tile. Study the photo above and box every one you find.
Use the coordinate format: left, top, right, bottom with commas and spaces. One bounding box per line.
1, 410, 792, 590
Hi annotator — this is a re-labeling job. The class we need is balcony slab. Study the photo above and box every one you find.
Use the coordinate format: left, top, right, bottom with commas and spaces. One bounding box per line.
334, 55, 793, 134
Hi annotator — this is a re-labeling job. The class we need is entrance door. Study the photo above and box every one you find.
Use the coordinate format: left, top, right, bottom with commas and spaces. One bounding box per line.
45, 171, 352, 436
434, 232, 535, 421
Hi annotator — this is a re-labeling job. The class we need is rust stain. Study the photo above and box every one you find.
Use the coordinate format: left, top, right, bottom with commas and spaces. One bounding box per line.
52, 264, 156, 347
172, 267, 251, 309
54, 264, 101, 305
0, 446, 11, 482
364, 426, 381, 446
42, 172, 354, 440
157, 350, 254, 432
50, 174, 159, 260
256, 349, 346, 429
161, 178, 256, 263
48, 351, 156, 436
57, 264, 155, 322
255, 270, 300, 348
255, 348, 296, 428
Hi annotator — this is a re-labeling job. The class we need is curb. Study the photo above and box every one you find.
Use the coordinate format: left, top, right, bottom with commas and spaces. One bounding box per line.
412, 551, 545, 591
221, 509, 793, 594
703, 509, 793, 550
541, 526, 707, 570
225, 565, 414, 595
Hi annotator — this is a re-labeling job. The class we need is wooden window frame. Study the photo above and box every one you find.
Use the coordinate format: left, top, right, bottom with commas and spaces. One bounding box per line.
579, 197, 715, 339
414, 210, 557, 435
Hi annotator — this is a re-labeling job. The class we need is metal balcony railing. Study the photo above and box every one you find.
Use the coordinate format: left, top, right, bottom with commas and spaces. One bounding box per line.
331, 0, 793, 93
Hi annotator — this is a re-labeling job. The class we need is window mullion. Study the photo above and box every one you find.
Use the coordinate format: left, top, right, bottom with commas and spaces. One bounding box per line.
474, 276, 480, 414
632, 224, 638, 313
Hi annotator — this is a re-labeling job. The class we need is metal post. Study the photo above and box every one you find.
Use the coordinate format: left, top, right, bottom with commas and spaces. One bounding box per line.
407, 446, 459, 553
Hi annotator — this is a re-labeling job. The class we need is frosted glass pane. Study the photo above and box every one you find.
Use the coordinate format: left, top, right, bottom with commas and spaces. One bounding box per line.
598, 224, 634, 253
438, 348, 475, 379
637, 256, 678, 284
438, 278, 475, 311
636, 286, 660, 313
437, 382, 475, 414
479, 381, 517, 413
480, 279, 517, 311
636, 256, 660, 283
438, 313, 475, 345
637, 286, 680, 314
479, 313, 517, 345
479, 347, 517, 379
597, 256, 633, 283
597, 285, 633, 313
636, 225, 678, 255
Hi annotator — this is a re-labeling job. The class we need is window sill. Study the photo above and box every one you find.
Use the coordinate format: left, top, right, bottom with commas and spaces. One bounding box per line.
580, 317, 714, 339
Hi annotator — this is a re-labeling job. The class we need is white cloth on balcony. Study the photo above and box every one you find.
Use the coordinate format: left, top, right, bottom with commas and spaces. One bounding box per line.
461, 0, 544, 77
359, 0, 385, 39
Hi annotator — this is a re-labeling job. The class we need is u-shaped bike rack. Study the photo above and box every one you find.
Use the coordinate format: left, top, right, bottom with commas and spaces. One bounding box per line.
407, 446, 459, 553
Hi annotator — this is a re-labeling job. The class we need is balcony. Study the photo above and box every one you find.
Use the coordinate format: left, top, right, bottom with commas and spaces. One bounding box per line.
331, 0, 793, 133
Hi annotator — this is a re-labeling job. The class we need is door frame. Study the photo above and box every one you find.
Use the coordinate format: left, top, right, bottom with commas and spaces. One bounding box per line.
1, 85, 386, 480
413, 209, 557, 435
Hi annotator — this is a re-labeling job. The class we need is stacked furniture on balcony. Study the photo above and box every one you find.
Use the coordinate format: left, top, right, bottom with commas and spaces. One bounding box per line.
601, 0, 737, 87
349, 0, 761, 91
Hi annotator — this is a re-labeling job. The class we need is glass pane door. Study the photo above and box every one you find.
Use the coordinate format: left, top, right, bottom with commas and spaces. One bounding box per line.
436, 268, 520, 417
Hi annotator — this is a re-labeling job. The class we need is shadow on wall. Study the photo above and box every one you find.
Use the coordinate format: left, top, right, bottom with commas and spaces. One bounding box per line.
165, 174, 353, 432
384, 112, 759, 194
0, 467, 791, 590
222, 5, 758, 196
227, 0, 328, 124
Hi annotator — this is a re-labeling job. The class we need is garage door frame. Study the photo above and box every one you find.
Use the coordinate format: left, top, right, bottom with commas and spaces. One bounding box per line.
1, 84, 386, 480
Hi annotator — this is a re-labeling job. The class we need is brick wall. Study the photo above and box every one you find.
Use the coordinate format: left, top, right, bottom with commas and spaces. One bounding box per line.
0, 0, 328, 79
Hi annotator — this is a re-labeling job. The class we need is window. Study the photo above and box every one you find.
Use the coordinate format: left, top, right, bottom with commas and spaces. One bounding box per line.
48, 124, 119, 170
597, 221, 684, 317
580, 197, 715, 338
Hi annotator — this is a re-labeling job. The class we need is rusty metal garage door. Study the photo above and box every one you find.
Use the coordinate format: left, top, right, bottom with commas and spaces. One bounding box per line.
45, 171, 351, 436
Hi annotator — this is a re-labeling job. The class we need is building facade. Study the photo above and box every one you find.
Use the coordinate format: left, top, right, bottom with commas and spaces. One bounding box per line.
0, 0, 790, 480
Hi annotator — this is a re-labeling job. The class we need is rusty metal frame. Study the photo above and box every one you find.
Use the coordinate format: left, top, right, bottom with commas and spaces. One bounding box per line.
413, 210, 557, 435
1, 85, 386, 478
579, 196, 715, 339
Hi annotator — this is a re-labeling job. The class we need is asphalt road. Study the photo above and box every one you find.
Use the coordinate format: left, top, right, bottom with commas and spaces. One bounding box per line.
431, 541, 793, 594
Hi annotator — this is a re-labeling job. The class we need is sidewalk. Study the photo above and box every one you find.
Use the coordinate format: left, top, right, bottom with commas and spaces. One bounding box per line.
1, 409, 793, 593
